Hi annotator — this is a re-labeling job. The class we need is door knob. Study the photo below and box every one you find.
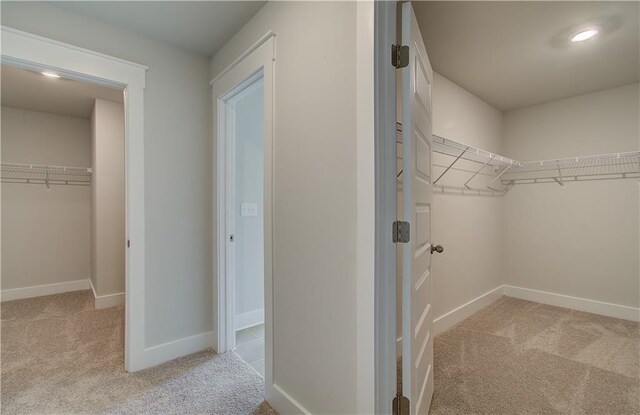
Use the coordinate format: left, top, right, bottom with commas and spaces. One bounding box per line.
431, 244, 444, 254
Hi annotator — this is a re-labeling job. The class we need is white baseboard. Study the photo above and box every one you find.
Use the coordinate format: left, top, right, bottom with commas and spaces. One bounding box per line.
1, 279, 90, 302
142, 331, 214, 370
235, 309, 264, 330
95, 292, 125, 309
430, 284, 640, 333
504, 285, 640, 322
433, 285, 505, 335
267, 383, 311, 415
88, 278, 125, 309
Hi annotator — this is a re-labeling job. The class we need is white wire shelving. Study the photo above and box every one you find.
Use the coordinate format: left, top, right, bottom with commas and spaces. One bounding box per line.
1, 162, 93, 189
432, 135, 518, 169
501, 152, 640, 186
431, 135, 520, 195
396, 123, 640, 195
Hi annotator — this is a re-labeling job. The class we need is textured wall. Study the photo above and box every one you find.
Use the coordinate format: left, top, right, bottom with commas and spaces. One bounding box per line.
91, 99, 125, 296
2, 107, 91, 290
430, 73, 505, 319
211, 2, 359, 413
503, 83, 640, 308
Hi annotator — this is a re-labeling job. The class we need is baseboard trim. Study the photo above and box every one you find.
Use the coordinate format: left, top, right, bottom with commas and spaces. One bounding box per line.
267, 383, 311, 415
503, 285, 640, 322
433, 285, 505, 335
431, 284, 640, 332
88, 278, 125, 309
142, 331, 214, 370
235, 309, 264, 330
1, 279, 90, 302
95, 292, 125, 309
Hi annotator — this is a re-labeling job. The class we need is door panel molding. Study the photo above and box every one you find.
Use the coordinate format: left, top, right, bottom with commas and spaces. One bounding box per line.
401, 3, 435, 414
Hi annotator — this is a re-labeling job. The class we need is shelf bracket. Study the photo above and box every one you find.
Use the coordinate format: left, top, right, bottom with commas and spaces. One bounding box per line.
464, 155, 495, 189
487, 162, 513, 192
555, 160, 565, 187
502, 181, 515, 195
434, 146, 469, 185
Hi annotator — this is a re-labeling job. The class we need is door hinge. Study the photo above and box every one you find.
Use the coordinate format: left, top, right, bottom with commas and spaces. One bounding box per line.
127, 239, 130, 248
392, 394, 410, 415
393, 221, 410, 243
392, 44, 409, 69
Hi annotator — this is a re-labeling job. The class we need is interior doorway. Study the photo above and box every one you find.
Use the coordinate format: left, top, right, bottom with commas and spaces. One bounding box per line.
227, 77, 266, 376
1, 27, 146, 372
213, 35, 274, 389
0, 62, 128, 394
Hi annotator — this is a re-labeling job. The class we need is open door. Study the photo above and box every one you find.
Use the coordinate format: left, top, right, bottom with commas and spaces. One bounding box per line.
400, 2, 434, 414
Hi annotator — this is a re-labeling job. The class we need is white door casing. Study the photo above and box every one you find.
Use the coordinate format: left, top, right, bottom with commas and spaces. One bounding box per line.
212, 33, 303, 414
212, 34, 274, 356
401, 3, 435, 414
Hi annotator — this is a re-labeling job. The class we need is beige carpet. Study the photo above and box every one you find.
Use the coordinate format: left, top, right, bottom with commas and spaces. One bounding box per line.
1, 290, 276, 415
430, 296, 640, 414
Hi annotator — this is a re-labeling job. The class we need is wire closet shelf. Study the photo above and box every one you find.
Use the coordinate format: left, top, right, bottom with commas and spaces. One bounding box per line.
1, 162, 93, 189
501, 153, 640, 186
396, 123, 640, 196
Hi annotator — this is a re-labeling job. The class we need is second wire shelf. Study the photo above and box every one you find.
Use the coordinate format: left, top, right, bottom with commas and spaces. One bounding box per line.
396, 123, 640, 195
1, 162, 93, 189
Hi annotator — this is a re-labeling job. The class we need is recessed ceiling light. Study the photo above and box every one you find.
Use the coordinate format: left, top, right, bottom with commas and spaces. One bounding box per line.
41, 71, 61, 78
570, 29, 599, 43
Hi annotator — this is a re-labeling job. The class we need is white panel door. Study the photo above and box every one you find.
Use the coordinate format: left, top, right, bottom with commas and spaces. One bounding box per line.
401, 2, 434, 414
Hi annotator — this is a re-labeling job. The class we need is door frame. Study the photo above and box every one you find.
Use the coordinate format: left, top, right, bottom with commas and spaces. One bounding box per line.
217, 73, 265, 352
0, 26, 147, 372
373, 2, 399, 414
211, 31, 275, 387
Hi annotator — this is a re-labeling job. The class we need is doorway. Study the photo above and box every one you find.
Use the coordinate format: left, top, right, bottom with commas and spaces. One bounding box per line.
1, 63, 129, 405
213, 34, 274, 390
1, 27, 146, 372
227, 77, 266, 376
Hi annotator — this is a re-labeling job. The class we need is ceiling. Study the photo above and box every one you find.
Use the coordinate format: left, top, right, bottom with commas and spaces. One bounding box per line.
1, 64, 123, 119
413, 1, 640, 111
54, 1, 266, 57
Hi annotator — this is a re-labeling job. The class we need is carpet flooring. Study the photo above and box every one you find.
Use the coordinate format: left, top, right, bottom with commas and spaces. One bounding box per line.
4, 291, 638, 414
429, 296, 640, 414
1, 290, 275, 415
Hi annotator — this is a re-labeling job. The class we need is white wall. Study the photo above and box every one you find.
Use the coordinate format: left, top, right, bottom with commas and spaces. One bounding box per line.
430, 73, 505, 319
232, 82, 264, 327
91, 99, 125, 296
1, 3, 213, 348
1, 106, 91, 290
503, 83, 640, 308
211, 2, 359, 413
427, 77, 640, 318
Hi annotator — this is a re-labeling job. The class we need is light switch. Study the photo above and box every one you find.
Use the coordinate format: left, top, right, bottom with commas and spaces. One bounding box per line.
241, 203, 258, 217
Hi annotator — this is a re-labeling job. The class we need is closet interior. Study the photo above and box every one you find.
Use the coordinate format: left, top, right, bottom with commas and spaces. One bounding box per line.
397, 1, 639, 412
398, 3, 640, 321
1, 64, 126, 367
